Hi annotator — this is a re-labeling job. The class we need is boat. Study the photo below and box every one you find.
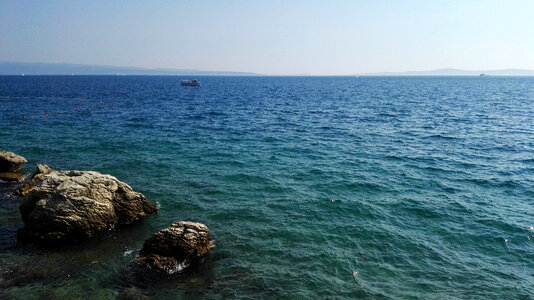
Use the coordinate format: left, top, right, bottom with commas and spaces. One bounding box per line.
181, 79, 201, 86
479, 73, 486, 76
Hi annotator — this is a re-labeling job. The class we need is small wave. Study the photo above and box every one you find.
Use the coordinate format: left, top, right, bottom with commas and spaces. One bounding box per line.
376, 112, 397, 118
426, 134, 460, 140
184, 180, 217, 190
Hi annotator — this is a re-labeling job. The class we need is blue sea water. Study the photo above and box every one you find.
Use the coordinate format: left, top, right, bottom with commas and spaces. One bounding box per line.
0, 75, 533, 299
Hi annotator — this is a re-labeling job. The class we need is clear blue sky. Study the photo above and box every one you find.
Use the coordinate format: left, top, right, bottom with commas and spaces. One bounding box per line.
1, 0, 533, 75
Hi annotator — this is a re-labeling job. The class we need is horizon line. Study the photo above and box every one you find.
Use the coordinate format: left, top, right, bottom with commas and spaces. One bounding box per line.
2, 61, 534, 76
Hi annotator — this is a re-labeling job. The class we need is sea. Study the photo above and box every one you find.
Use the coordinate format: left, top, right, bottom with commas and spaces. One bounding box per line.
0, 75, 533, 299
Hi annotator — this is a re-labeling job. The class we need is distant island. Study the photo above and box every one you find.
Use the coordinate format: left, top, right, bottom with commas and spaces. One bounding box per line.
362, 68, 534, 76
0, 61, 258, 76
1, 62, 534, 76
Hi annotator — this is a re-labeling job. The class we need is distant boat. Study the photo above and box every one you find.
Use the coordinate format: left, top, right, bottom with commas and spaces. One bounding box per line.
181, 79, 201, 86
479, 73, 486, 76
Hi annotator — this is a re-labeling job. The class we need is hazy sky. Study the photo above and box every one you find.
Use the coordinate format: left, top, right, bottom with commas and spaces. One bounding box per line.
1, 0, 534, 75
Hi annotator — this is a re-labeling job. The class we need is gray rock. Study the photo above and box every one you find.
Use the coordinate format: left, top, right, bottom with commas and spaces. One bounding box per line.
16, 165, 158, 245
0, 150, 27, 173
135, 221, 212, 274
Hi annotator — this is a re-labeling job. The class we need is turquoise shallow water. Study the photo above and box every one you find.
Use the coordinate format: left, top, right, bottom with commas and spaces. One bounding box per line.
0, 76, 533, 299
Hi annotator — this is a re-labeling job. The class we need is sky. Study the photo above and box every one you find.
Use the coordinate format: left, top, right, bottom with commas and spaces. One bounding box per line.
1, 0, 534, 75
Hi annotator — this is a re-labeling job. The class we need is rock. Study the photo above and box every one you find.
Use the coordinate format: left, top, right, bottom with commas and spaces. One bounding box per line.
0, 150, 27, 173
13, 164, 53, 195
33, 164, 53, 176
16, 165, 158, 245
0, 172, 25, 182
135, 221, 212, 274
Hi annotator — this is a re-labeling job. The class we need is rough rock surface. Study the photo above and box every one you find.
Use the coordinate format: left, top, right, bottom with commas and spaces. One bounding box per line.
0, 150, 27, 174
0, 172, 25, 182
16, 164, 158, 244
135, 221, 212, 274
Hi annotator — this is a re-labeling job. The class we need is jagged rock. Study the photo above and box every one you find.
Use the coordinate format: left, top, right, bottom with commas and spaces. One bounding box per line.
16, 165, 158, 245
135, 221, 212, 274
33, 164, 53, 176
0, 150, 27, 173
14, 164, 52, 195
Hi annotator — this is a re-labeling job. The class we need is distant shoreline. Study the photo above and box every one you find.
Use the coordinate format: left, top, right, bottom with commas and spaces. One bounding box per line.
1, 74, 534, 77
2, 62, 534, 76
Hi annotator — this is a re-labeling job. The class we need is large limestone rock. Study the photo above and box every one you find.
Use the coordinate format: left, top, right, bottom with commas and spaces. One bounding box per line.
135, 221, 212, 274
0, 150, 27, 182
16, 164, 158, 245
0, 150, 27, 173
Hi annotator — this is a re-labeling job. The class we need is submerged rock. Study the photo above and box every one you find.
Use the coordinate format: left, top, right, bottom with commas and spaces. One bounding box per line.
118, 287, 150, 300
0, 150, 27, 176
16, 164, 158, 245
135, 221, 212, 274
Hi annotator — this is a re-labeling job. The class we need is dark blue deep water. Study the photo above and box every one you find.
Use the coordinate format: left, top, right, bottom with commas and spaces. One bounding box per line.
1, 76, 533, 299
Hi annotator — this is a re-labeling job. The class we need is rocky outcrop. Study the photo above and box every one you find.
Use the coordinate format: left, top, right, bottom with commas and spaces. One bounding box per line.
0, 172, 25, 182
0, 150, 27, 182
16, 164, 158, 245
14, 164, 52, 195
135, 221, 212, 274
